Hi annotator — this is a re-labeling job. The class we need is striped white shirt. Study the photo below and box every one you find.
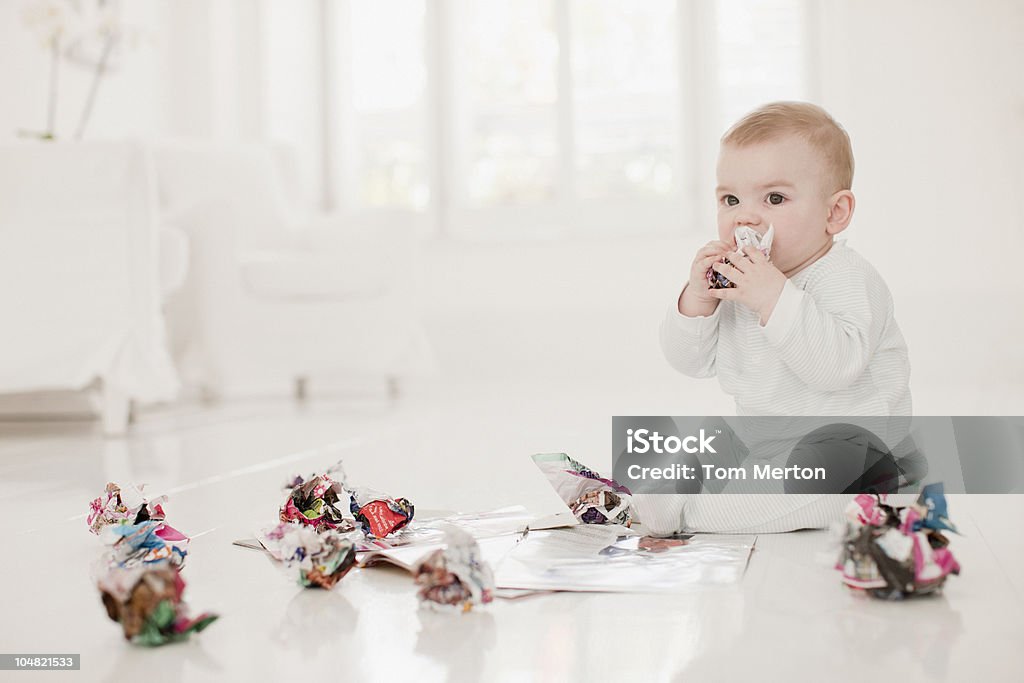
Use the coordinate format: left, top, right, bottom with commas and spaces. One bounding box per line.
634, 240, 912, 534
662, 239, 911, 417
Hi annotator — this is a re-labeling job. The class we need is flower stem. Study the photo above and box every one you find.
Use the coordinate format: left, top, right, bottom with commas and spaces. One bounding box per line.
47, 36, 59, 138
74, 33, 117, 141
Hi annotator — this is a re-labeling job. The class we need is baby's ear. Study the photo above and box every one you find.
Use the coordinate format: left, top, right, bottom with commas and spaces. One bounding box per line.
826, 190, 856, 235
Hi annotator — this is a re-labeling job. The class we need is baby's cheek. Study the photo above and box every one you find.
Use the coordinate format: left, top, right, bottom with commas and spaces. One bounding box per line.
715, 217, 731, 241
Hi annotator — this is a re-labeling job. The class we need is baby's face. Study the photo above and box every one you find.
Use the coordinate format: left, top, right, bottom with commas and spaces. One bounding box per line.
716, 135, 835, 275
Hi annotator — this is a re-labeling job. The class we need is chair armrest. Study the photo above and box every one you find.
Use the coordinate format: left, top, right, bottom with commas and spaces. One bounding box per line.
290, 213, 417, 252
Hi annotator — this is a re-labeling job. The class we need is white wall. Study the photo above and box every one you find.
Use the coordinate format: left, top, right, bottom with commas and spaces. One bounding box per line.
815, 0, 1024, 411
816, 0, 1024, 279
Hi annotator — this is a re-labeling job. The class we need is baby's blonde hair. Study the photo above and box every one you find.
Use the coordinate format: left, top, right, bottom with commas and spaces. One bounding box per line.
722, 101, 854, 193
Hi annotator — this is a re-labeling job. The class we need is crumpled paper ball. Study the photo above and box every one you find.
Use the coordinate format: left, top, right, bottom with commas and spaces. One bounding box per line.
102, 521, 190, 570
87, 482, 167, 535
836, 483, 960, 600
280, 462, 354, 533
706, 225, 775, 289
258, 522, 358, 589
414, 527, 494, 612
98, 563, 218, 646
532, 452, 634, 527
349, 487, 414, 538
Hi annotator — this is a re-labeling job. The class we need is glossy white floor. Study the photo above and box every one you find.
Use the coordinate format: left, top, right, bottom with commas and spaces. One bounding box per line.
1, 380, 1022, 682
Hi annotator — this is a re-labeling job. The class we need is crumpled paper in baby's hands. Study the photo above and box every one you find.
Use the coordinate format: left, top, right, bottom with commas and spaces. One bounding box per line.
98, 562, 218, 646
836, 483, 960, 600
257, 522, 358, 589
707, 224, 775, 289
532, 452, 634, 527
414, 526, 494, 612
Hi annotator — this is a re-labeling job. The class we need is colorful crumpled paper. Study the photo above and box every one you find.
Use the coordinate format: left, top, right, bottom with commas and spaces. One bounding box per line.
257, 522, 358, 589
836, 483, 960, 599
98, 563, 218, 646
349, 487, 414, 538
103, 521, 190, 570
414, 527, 494, 612
707, 224, 775, 289
280, 462, 354, 533
87, 482, 167, 535
532, 453, 634, 526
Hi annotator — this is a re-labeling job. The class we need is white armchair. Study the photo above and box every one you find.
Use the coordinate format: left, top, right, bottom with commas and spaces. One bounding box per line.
0, 142, 180, 433
152, 141, 434, 399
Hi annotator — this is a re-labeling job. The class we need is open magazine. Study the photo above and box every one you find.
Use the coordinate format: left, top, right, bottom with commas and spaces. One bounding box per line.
493, 524, 756, 593
234, 490, 757, 595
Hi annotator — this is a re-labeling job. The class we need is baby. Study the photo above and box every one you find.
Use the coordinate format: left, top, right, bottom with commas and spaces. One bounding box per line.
635, 102, 912, 534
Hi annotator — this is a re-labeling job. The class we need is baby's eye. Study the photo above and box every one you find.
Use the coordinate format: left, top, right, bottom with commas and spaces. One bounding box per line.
721, 195, 739, 207
767, 192, 786, 205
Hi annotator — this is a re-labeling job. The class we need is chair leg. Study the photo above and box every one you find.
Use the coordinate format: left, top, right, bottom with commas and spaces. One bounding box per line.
387, 376, 401, 401
199, 384, 220, 404
294, 376, 309, 401
102, 383, 130, 437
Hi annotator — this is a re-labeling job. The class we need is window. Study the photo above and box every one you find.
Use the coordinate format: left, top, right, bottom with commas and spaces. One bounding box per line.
453, 0, 560, 207
715, 0, 810, 129
332, 0, 430, 210
571, 0, 677, 200
264, 0, 812, 237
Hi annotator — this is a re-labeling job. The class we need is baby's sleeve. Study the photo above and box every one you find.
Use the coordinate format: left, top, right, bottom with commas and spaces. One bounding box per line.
759, 265, 890, 392
659, 289, 721, 378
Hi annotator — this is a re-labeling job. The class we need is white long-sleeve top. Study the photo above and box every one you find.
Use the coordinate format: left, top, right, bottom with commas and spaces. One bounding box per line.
662, 240, 911, 416
634, 240, 913, 534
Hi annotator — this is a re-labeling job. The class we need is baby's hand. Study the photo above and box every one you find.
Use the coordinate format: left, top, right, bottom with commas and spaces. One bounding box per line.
708, 246, 787, 325
682, 240, 732, 309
